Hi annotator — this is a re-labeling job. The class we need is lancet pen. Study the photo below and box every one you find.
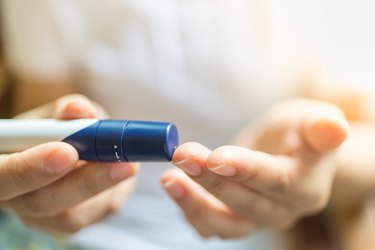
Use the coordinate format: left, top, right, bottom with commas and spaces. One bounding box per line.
0, 119, 179, 162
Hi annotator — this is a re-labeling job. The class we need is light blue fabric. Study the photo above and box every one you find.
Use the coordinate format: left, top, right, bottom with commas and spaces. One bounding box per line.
0, 212, 69, 250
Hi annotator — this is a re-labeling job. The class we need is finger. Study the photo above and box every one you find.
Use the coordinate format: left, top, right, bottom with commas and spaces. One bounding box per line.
173, 143, 294, 192
302, 101, 349, 152
21, 182, 131, 235
172, 146, 294, 226
172, 142, 211, 176
52, 94, 99, 119
207, 146, 296, 191
161, 169, 254, 238
0, 142, 78, 200
7, 162, 138, 217
234, 99, 349, 156
205, 146, 333, 213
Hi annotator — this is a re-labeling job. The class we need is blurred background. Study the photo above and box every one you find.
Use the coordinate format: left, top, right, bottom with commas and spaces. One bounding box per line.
1, 1, 375, 250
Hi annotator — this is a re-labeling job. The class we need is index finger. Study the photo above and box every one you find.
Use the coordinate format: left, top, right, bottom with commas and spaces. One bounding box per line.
206, 145, 295, 191
173, 143, 294, 192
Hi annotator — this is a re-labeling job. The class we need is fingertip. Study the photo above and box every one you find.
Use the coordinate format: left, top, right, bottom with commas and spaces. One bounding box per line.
172, 142, 211, 163
58, 142, 80, 160
41, 142, 79, 175
161, 171, 187, 200
171, 143, 211, 176
53, 94, 98, 119
161, 168, 178, 182
304, 111, 349, 152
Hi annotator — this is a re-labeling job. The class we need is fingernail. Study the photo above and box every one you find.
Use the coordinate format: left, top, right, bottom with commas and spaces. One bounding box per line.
43, 147, 77, 174
109, 163, 135, 181
209, 165, 237, 176
162, 179, 186, 200
173, 159, 202, 176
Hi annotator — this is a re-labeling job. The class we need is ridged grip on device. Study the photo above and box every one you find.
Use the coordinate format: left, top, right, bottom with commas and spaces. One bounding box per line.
63, 120, 179, 162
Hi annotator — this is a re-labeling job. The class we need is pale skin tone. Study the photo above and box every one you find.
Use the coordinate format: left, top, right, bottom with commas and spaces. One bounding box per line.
163, 99, 349, 238
2, 74, 375, 249
0, 93, 139, 235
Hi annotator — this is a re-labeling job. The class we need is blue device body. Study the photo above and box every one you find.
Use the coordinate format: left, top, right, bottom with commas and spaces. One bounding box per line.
63, 120, 179, 162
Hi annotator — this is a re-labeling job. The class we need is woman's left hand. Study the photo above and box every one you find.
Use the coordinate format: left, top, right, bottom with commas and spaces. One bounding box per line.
161, 99, 348, 238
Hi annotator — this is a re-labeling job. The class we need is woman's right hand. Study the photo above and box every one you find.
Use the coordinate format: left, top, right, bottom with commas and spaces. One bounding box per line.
0, 95, 138, 235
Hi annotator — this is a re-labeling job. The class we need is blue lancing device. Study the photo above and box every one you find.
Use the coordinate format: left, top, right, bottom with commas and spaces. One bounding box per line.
0, 119, 179, 162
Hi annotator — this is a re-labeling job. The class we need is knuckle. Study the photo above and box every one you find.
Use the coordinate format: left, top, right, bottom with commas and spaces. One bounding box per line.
268, 173, 291, 193
216, 227, 252, 239
200, 177, 225, 195
274, 215, 297, 230
242, 206, 257, 219
76, 172, 101, 197
196, 229, 213, 239
22, 194, 50, 217
186, 217, 213, 238
237, 166, 261, 184
58, 211, 85, 234
231, 222, 254, 238
199, 232, 212, 239
300, 191, 330, 215
185, 206, 204, 220
240, 199, 262, 218
216, 233, 232, 239
106, 200, 121, 215
211, 145, 234, 155
307, 196, 329, 214
241, 224, 255, 237
215, 218, 255, 239
208, 145, 237, 164
245, 203, 285, 228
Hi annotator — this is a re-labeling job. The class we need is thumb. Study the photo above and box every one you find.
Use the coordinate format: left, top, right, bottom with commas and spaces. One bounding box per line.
0, 142, 78, 201
302, 103, 349, 152
233, 99, 349, 156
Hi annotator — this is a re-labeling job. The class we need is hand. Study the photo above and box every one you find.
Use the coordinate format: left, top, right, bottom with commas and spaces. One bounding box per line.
0, 94, 138, 235
161, 99, 348, 238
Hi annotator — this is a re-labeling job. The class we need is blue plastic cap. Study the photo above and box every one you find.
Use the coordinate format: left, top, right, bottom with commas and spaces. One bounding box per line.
63, 120, 179, 162
123, 121, 179, 162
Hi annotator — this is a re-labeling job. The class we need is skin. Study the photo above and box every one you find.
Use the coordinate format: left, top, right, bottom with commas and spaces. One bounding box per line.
0, 94, 139, 236
162, 99, 349, 238
2, 73, 375, 249
1, 1, 375, 246
161, 88, 375, 249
